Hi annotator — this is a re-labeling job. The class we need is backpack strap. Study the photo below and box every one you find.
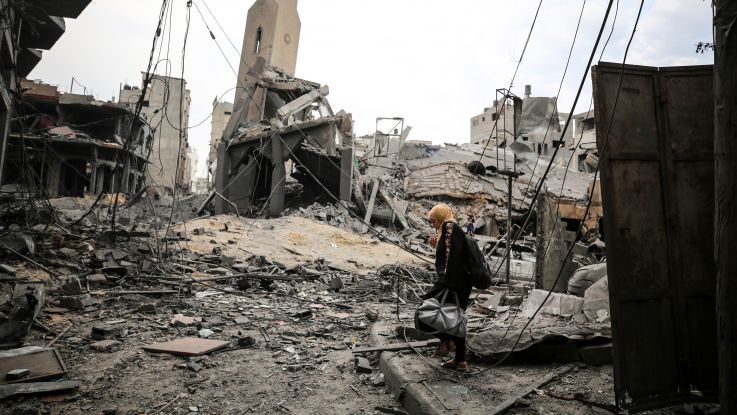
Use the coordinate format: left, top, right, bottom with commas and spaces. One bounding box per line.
443, 222, 454, 274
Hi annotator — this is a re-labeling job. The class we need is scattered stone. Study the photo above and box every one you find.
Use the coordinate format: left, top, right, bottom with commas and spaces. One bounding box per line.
138, 303, 157, 314
62, 276, 84, 294
90, 340, 121, 352
329, 275, 344, 291
236, 336, 256, 347
192, 228, 205, 235
6, 368, 30, 380
371, 373, 385, 387
0, 264, 17, 275
515, 397, 532, 407
58, 294, 93, 311
198, 328, 215, 338
91, 325, 121, 340
171, 314, 198, 327
86, 274, 109, 288
355, 357, 372, 373
365, 309, 379, 322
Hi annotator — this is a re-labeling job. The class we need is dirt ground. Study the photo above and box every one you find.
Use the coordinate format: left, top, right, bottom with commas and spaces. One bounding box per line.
4, 293, 408, 415
171, 216, 427, 275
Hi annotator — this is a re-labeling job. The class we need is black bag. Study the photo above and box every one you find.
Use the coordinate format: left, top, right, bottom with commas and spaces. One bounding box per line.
463, 235, 492, 289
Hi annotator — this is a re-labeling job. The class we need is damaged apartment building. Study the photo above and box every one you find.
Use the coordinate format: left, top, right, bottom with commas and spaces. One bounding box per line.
0, 0, 95, 196
212, 0, 353, 217
2, 79, 151, 198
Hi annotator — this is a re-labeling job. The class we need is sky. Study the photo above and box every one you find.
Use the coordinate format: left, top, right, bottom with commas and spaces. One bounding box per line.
30, 0, 714, 180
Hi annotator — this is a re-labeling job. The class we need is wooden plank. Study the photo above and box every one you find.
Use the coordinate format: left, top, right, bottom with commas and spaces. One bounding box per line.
489, 365, 575, 415
0, 348, 67, 385
351, 338, 440, 354
361, 178, 380, 234
0, 381, 80, 400
142, 338, 229, 357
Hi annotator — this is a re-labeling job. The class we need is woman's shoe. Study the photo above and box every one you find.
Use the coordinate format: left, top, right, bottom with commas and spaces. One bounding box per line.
441, 360, 469, 372
432, 340, 455, 358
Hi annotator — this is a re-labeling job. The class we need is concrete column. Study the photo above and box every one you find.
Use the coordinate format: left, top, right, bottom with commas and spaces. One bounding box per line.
45, 156, 62, 198
268, 135, 286, 216
95, 167, 105, 194
214, 142, 228, 214
121, 157, 131, 193
89, 164, 97, 193
233, 158, 258, 214
339, 146, 353, 202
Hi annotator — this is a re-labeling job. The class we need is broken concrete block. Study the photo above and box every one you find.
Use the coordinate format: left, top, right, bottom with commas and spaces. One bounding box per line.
91, 325, 121, 340
137, 303, 157, 314
58, 294, 92, 311
521, 289, 583, 318
170, 314, 198, 327
90, 340, 121, 352
206, 267, 231, 276
0, 264, 17, 275
371, 373, 385, 387
355, 357, 372, 373
237, 336, 256, 347
6, 368, 30, 380
85, 274, 108, 288
61, 277, 84, 295
198, 329, 214, 338
192, 228, 205, 235
328, 275, 344, 291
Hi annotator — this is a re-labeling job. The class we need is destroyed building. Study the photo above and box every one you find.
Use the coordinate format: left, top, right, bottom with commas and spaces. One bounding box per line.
0, 0, 93, 193
119, 74, 192, 192
212, 0, 354, 217
1, 79, 152, 198
206, 99, 233, 186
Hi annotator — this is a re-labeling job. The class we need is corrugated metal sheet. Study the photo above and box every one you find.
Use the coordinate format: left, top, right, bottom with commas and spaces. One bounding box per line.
593, 63, 718, 411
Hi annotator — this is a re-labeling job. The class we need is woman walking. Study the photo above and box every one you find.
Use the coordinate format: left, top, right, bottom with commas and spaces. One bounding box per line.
422, 203, 472, 371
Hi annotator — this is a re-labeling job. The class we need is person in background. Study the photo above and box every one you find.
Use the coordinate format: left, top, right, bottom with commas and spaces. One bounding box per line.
466, 215, 476, 237
423, 203, 472, 371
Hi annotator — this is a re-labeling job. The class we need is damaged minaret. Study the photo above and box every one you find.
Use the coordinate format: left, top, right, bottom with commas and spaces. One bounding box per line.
213, 0, 353, 217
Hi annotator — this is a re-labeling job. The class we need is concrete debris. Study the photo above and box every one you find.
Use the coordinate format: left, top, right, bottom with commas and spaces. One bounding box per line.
583, 276, 610, 323
521, 289, 584, 318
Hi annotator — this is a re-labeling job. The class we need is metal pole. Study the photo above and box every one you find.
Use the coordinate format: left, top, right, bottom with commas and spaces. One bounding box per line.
498, 169, 523, 285
506, 172, 512, 284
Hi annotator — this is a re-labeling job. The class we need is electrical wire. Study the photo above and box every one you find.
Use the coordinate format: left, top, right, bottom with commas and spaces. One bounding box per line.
476, 0, 643, 373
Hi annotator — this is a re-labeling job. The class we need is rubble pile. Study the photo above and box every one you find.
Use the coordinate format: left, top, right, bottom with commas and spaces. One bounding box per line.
0, 193, 443, 412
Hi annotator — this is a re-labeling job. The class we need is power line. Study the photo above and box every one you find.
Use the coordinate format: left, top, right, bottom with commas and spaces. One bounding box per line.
484, 0, 643, 370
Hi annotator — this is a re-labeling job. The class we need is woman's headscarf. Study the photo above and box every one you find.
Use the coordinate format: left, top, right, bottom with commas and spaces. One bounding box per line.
429, 203, 454, 232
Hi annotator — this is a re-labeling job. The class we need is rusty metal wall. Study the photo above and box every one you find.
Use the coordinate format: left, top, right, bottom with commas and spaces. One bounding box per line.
593, 63, 718, 412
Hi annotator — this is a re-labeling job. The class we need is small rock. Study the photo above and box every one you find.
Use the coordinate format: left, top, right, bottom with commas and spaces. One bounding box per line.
198, 328, 215, 338
58, 293, 92, 310
90, 340, 121, 352
354, 357, 372, 374
86, 274, 109, 288
91, 325, 121, 340
6, 368, 30, 380
138, 303, 157, 314
62, 276, 84, 294
171, 314, 197, 327
515, 397, 531, 407
0, 264, 17, 275
237, 336, 256, 347
371, 373, 385, 387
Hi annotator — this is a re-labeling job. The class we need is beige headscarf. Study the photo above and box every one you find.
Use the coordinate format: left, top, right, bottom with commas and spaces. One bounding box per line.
429, 203, 455, 233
